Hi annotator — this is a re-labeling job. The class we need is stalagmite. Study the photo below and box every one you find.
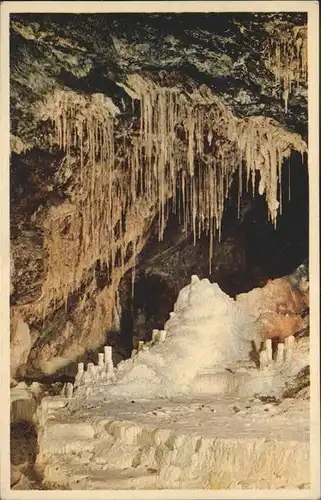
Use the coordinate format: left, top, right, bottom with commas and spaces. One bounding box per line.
60, 383, 67, 397
104, 346, 112, 364
88, 363, 97, 380
138, 341, 145, 352
106, 360, 115, 381
259, 349, 269, 369
284, 335, 295, 362
276, 343, 285, 366
74, 362, 84, 387
83, 367, 92, 385
152, 329, 159, 343
98, 353, 104, 369
66, 382, 74, 399
266, 339, 273, 363
158, 330, 167, 342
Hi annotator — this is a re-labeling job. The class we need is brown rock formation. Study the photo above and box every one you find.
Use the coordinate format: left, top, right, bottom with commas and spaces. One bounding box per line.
236, 265, 309, 341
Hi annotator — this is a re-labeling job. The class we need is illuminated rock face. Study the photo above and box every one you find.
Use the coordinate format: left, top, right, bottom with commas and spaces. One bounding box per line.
236, 263, 309, 341
9, 12, 308, 379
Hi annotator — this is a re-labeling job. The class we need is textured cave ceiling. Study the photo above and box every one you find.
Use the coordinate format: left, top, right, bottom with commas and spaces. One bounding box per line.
10, 12, 307, 141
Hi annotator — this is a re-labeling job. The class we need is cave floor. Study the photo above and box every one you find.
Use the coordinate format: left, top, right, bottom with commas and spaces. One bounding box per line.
36, 394, 309, 490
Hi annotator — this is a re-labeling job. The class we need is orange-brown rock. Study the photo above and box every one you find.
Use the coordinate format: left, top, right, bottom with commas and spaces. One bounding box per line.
236, 266, 309, 341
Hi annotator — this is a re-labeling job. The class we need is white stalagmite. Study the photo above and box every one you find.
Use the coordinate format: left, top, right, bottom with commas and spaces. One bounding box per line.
259, 349, 269, 369
152, 329, 159, 343
88, 277, 263, 400
106, 359, 115, 381
284, 335, 295, 362
74, 362, 84, 387
276, 343, 285, 366
87, 363, 97, 381
98, 353, 104, 368
158, 330, 167, 342
104, 346, 112, 364
138, 341, 144, 352
66, 382, 73, 399
83, 368, 92, 384
60, 383, 67, 397
265, 339, 273, 363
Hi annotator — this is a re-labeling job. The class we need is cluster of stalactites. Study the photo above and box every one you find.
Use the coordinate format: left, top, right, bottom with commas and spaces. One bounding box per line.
35, 90, 148, 316
264, 25, 307, 113
127, 75, 243, 258
127, 74, 307, 235
36, 77, 307, 312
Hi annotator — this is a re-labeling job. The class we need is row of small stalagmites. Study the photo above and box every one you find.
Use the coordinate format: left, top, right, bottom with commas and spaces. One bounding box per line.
131, 328, 167, 358
60, 329, 168, 399
259, 335, 295, 369
60, 345, 115, 399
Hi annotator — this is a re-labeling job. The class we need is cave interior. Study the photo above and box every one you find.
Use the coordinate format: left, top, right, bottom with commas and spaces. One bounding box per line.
9, 11, 309, 382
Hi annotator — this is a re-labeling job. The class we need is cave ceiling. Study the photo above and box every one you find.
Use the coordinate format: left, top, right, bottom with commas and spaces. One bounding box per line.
10, 12, 307, 145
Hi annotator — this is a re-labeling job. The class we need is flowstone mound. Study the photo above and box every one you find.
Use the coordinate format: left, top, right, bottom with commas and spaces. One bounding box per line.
67, 275, 308, 401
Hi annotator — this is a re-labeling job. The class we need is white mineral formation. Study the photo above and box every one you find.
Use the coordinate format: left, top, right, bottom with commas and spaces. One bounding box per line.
266, 338, 273, 362
158, 330, 167, 342
284, 335, 295, 362
259, 348, 269, 369
104, 346, 112, 363
74, 362, 84, 387
66, 382, 73, 399
137, 341, 144, 352
70, 278, 308, 403
72, 276, 265, 400
35, 276, 310, 491
152, 329, 159, 343
276, 343, 285, 366
98, 353, 104, 368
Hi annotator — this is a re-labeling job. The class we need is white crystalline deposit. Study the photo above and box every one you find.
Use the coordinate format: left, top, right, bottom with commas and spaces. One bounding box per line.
82, 276, 263, 401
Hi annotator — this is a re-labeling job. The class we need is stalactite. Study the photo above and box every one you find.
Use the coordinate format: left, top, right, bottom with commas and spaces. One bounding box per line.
264, 25, 307, 113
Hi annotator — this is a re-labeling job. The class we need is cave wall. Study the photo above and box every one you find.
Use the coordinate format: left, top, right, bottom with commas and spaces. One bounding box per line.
9, 12, 308, 380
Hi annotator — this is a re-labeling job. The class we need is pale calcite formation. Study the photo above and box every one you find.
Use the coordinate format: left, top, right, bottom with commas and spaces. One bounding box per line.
35, 394, 309, 490
64, 275, 308, 402
264, 24, 307, 113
